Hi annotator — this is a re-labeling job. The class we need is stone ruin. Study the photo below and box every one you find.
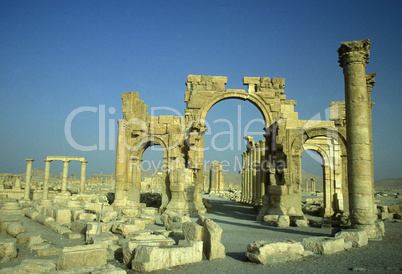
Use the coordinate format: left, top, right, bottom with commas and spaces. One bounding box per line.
0, 39, 393, 272
113, 39, 382, 237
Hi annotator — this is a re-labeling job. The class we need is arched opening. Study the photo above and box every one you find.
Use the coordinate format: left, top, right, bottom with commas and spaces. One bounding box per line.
301, 149, 325, 216
203, 98, 266, 208
140, 144, 164, 208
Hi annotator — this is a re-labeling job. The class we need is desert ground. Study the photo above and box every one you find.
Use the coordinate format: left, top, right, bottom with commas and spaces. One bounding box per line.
0, 179, 401, 273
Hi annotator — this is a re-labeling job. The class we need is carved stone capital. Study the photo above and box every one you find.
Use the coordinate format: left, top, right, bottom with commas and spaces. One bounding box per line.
366, 73, 377, 91
338, 39, 371, 67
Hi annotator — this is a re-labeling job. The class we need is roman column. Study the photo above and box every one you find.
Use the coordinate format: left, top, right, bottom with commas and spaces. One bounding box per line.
338, 39, 378, 237
61, 160, 70, 194
43, 159, 51, 199
80, 161, 88, 194
24, 159, 34, 200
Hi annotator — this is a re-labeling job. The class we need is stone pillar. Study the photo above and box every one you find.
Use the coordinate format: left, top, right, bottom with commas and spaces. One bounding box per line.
366, 73, 376, 217
24, 159, 34, 200
61, 160, 70, 194
338, 39, 378, 237
80, 161, 87, 194
14, 176, 21, 190
128, 156, 141, 205
255, 143, 262, 205
240, 152, 246, 202
260, 140, 266, 198
114, 120, 127, 207
43, 160, 52, 199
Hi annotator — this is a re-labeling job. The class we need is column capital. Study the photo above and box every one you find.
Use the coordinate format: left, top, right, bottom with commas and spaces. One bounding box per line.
25, 159, 35, 163
366, 73, 377, 91
338, 39, 371, 68
80, 160, 88, 164
63, 160, 71, 163
44, 159, 52, 163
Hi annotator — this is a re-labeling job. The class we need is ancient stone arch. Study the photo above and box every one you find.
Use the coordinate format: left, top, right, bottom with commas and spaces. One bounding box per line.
114, 41, 379, 241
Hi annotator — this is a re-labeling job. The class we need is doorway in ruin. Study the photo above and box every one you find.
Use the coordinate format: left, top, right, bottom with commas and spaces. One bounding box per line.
301, 149, 325, 216
140, 143, 167, 209
203, 98, 266, 207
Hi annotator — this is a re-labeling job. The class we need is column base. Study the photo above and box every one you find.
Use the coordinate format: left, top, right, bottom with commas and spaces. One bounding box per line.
352, 220, 385, 239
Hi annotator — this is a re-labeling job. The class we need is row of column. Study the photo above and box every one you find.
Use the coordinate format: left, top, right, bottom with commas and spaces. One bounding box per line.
23, 158, 88, 201
240, 139, 266, 206
207, 161, 224, 194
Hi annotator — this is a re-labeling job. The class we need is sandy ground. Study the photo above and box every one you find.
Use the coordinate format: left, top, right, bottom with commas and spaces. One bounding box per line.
1, 190, 401, 273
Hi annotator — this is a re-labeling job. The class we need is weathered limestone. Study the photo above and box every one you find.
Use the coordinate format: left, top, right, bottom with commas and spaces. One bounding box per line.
132, 240, 203, 272
246, 241, 306, 265
302, 237, 345, 255
335, 229, 368, 247
24, 159, 34, 200
80, 160, 87, 194
42, 159, 51, 199
0, 259, 56, 273
0, 238, 17, 259
57, 244, 107, 270
197, 216, 226, 260
122, 234, 176, 266
6, 222, 25, 237
338, 39, 379, 238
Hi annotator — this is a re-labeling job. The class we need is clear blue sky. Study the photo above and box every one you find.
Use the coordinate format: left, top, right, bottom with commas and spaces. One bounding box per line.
1, 0, 401, 181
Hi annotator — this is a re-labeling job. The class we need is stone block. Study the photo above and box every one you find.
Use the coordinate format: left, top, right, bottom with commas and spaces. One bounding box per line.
6, 222, 25, 237
34, 214, 55, 225
71, 208, 86, 221
197, 216, 226, 260
141, 207, 157, 215
388, 204, 402, 213
158, 115, 175, 124
57, 244, 107, 270
380, 212, 394, 220
86, 222, 110, 243
277, 215, 290, 227
335, 229, 368, 248
63, 232, 83, 240
25, 209, 39, 219
127, 218, 147, 229
54, 208, 71, 225
148, 123, 167, 134
36, 247, 63, 257
182, 221, 204, 241
0, 259, 56, 273
77, 212, 97, 221
132, 240, 203, 272
16, 232, 38, 243
187, 75, 201, 82
112, 223, 141, 237
28, 235, 43, 249
302, 237, 344, 255
246, 240, 305, 265
91, 232, 119, 246
139, 214, 156, 225
71, 219, 89, 234
243, 76, 260, 84
29, 242, 50, 251
0, 216, 20, 234
0, 238, 17, 259
125, 229, 152, 239
122, 234, 176, 266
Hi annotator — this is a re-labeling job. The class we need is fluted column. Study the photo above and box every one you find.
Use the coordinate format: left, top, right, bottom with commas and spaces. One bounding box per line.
80, 161, 88, 194
24, 159, 34, 200
43, 160, 52, 199
61, 160, 70, 194
338, 39, 377, 236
